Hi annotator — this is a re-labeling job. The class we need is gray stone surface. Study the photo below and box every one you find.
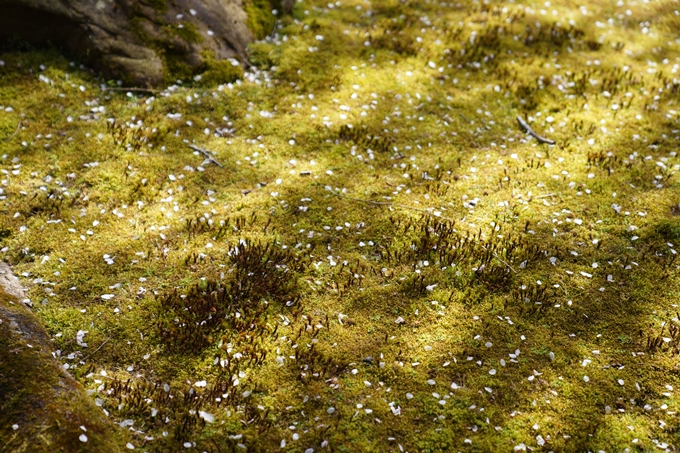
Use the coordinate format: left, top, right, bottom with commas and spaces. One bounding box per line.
0, 262, 51, 348
0, 0, 255, 85
0, 261, 24, 300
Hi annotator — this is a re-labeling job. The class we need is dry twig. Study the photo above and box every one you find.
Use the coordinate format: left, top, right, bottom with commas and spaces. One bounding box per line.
102, 87, 162, 94
188, 144, 223, 168
83, 337, 110, 361
2, 120, 21, 143
516, 115, 556, 145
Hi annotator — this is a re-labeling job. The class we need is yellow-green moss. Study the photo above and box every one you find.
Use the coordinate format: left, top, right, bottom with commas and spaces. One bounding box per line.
162, 22, 203, 45
0, 112, 18, 140
197, 51, 243, 86
244, 0, 279, 40
2, 0, 680, 450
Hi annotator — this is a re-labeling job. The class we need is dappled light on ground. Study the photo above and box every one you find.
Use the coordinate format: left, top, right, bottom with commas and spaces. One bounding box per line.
1, 0, 680, 451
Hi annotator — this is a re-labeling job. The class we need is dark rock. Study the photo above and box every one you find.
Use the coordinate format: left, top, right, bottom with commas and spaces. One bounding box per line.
0, 0, 258, 86
0, 262, 122, 451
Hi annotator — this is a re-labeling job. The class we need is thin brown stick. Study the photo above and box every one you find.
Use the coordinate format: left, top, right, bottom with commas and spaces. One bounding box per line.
83, 337, 110, 361
187, 144, 223, 168
270, 19, 279, 39
102, 87, 162, 94
328, 189, 517, 273
516, 115, 555, 145
483, 248, 517, 273
2, 120, 21, 143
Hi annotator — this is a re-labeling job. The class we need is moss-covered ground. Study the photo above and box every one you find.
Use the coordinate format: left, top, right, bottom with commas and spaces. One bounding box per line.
2, 0, 680, 451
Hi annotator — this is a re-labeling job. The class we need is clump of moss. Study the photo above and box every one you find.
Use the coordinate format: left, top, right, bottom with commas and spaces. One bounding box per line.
0, 113, 18, 140
162, 22, 203, 45
654, 220, 680, 242
244, 0, 279, 40
248, 42, 279, 69
197, 52, 243, 86
155, 51, 193, 84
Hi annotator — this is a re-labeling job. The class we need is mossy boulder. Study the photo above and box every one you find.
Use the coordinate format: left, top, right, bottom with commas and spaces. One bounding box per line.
0, 0, 275, 86
0, 263, 122, 452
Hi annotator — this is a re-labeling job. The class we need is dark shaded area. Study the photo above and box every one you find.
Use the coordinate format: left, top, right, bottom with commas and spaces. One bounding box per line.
0, 5, 87, 52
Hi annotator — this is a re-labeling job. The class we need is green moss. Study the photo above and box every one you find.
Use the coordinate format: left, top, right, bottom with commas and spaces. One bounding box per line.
158, 50, 195, 83
3, 0, 680, 450
244, 0, 278, 40
0, 112, 18, 139
654, 220, 680, 242
248, 42, 279, 69
197, 52, 243, 86
162, 22, 203, 45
